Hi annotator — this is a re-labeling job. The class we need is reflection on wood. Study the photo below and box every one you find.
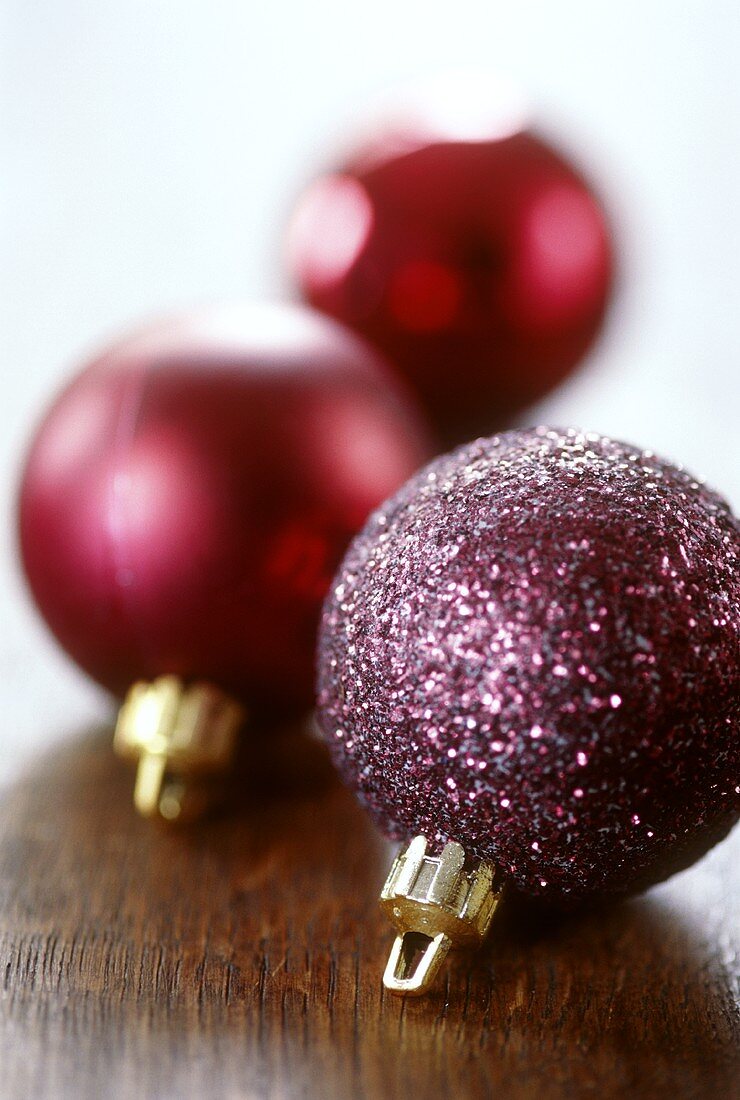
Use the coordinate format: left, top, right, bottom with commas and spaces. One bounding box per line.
0, 726, 737, 1099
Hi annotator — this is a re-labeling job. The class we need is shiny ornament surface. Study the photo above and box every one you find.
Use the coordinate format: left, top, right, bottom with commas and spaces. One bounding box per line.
288, 101, 614, 446
19, 303, 430, 718
317, 428, 740, 904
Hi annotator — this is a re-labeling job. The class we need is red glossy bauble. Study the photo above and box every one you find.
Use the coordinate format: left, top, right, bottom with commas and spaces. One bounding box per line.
287, 87, 614, 446
19, 303, 430, 718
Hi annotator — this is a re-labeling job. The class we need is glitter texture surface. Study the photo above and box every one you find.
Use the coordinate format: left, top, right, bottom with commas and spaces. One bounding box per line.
317, 428, 740, 904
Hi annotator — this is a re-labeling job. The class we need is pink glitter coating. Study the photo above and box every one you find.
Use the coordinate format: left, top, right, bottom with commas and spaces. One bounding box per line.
317, 428, 740, 904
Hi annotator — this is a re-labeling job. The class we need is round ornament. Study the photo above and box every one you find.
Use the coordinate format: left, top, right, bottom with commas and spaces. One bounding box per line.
288, 84, 614, 446
20, 302, 430, 820
317, 427, 740, 993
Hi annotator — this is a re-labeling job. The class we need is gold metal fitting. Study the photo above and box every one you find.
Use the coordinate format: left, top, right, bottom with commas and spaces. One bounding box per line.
379, 835, 503, 996
113, 675, 244, 823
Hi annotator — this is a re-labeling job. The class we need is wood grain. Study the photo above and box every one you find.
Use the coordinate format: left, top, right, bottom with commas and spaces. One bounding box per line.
0, 723, 737, 1099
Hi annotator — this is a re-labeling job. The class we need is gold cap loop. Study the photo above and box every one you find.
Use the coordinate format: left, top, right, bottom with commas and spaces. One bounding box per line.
114, 676, 244, 823
379, 835, 503, 996
383, 930, 452, 995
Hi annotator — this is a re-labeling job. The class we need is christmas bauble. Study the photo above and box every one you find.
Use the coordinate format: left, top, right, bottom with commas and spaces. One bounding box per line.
317, 428, 740, 905
287, 94, 614, 446
19, 303, 430, 718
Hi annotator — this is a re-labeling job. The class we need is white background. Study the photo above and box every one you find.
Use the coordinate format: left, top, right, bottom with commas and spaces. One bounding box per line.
1, 1, 738, 782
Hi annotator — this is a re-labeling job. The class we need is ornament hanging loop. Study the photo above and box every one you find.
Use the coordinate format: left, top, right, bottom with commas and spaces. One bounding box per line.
379, 835, 503, 996
384, 930, 452, 995
114, 675, 244, 823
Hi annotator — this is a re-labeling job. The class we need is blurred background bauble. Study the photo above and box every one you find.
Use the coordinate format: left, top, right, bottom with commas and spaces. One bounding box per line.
287, 78, 615, 447
18, 302, 430, 818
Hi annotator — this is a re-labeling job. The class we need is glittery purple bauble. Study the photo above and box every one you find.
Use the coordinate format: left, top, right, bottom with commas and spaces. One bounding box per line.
317, 428, 740, 904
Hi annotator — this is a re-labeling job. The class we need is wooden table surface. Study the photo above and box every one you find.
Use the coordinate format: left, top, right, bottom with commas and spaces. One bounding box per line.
0, 718, 737, 1100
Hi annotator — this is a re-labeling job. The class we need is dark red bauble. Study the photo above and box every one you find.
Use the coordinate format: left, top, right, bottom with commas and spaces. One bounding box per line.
287, 99, 614, 446
19, 303, 430, 717
317, 428, 740, 904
